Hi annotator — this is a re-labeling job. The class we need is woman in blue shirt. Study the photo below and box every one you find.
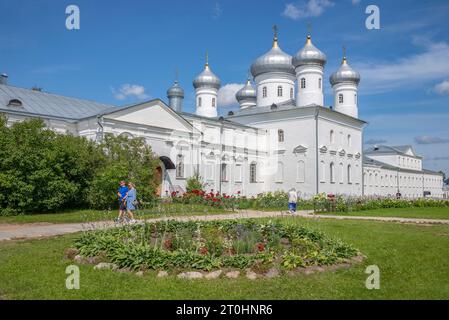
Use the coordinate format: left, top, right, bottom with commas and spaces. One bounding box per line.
124, 182, 137, 223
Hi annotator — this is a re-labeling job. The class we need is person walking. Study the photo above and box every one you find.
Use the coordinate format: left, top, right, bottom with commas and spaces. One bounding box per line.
288, 188, 298, 214
116, 180, 128, 223
124, 182, 137, 223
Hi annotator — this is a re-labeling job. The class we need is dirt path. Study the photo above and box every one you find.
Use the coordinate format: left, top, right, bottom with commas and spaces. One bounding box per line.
1, 210, 448, 241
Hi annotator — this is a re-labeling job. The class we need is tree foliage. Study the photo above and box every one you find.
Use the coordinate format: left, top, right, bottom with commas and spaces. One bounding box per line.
0, 116, 159, 215
185, 170, 204, 193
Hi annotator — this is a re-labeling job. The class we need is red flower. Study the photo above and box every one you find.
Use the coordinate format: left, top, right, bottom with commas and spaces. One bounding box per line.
199, 247, 208, 255
256, 243, 265, 252
164, 239, 173, 250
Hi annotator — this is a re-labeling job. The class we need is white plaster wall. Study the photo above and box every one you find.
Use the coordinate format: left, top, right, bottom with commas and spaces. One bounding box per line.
333, 83, 358, 118
195, 88, 218, 118
295, 65, 324, 107
255, 73, 295, 107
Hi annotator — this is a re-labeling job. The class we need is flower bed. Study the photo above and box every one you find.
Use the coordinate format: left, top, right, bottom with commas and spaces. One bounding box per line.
312, 193, 449, 213
73, 220, 360, 273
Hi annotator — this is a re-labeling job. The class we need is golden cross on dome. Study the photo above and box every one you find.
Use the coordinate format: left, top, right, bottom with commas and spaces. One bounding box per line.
307, 23, 312, 36
273, 24, 278, 39
342, 45, 347, 64
205, 51, 209, 67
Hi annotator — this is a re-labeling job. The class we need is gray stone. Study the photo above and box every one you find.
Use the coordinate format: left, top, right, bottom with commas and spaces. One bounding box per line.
225, 271, 240, 279
304, 268, 315, 275
177, 271, 203, 280
87, 256, 103, 265
351, 255, 364, 264
94, 262, 118, 271
246, 270, 258, 280
265, 268, 280, 278
205, 270, 222, 279
135, 271, 145, 277
157, 271, 169, 278
73, 255, 86, 264
64, 248, 79, 260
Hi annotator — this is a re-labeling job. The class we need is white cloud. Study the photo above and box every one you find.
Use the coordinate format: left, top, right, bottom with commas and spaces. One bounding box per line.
415, 136, 449, 145
282, 0, 334, 20
365, 138, 387, 145
212, 2, 222, 19
112, 84, 149, 101
351, 0, 360, 4
433, 80, 449, 95
218, 83, 243, 108
356, 40, 449, 94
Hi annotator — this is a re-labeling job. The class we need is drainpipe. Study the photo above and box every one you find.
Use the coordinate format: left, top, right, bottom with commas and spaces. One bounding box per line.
315, 107, 319, 195
96, 116, 104, 143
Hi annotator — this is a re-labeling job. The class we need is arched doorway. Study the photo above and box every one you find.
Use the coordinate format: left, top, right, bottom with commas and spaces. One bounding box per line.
157, 156, 176, 197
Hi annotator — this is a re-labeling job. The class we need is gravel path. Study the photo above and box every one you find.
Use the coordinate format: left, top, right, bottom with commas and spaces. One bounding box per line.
1, 210, 448, 241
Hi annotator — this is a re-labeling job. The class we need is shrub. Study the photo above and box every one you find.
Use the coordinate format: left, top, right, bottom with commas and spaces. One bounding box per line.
87, 134, 160, 210
0, 117, 104, 215
185, 171, 204, 194
74, 219, 359, 272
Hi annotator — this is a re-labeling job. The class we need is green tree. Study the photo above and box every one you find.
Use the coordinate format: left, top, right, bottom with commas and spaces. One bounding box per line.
185, 170, 204, 193
87, 134, 159, 210
0, 116, 103, 215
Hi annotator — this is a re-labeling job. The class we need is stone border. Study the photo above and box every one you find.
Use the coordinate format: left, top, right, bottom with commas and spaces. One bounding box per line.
65, 248, 365, 280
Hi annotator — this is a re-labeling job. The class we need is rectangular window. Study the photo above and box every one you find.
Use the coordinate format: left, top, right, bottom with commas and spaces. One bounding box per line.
250, 163, 257, 183
176, 155, 184, 179
221, 163, 228, 182
235, 164, 242, 182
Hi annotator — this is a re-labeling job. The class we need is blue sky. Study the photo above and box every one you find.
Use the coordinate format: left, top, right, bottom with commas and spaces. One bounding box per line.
1, 0, 449, 175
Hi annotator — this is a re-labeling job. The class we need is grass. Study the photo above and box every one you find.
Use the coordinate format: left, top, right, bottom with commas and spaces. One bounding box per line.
0, 216, 448, 299
0, 204, 230, 224
320, 207, 449, 220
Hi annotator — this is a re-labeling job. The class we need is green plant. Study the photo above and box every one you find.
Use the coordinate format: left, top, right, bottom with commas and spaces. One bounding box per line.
73, 219, 359, 272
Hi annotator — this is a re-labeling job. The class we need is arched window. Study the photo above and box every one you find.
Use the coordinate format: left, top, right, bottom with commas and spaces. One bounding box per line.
354, 94, 357, 104
348, 165, 352, 184
290, 88, 294, 99
340, 163, 344, 184
221, 163, 228, 182
277, 86, 283, 97
330, 130, 334, 144
338, 94, 344, 104
278, 129, 284, 143
276, 162, 284, 183
330, 162, 335, 183
198, 97, 202, 107
320, 161, 326, 182
250, 163, 257, 183
297, 160, 305, 183
212, 98, 216, 108
262, 87, 267, 98
348, 134, 352, 146
7, 99, 22, 107
301, 78, 306, 89
176, 155, 184, 179
319, 78, 322, 89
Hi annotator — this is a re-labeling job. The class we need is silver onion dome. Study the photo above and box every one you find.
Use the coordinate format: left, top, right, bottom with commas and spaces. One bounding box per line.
330, 56, 361, 86
250, 35, 295, 78
193, 60, 221, 90
167, 80, 184, 98
292, 35, 327, 68
236, 78, 257, 102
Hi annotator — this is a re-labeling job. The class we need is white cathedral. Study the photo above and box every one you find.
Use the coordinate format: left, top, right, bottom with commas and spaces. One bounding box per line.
0, 30, 444, 199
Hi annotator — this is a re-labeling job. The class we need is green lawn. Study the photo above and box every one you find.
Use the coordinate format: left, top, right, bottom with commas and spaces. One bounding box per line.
1, 217, 448, 299
320, 207, 449, 220
0, 204, 230, 224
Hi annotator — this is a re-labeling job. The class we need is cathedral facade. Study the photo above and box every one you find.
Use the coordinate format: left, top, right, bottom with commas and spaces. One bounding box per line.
0, 30, 444, 199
